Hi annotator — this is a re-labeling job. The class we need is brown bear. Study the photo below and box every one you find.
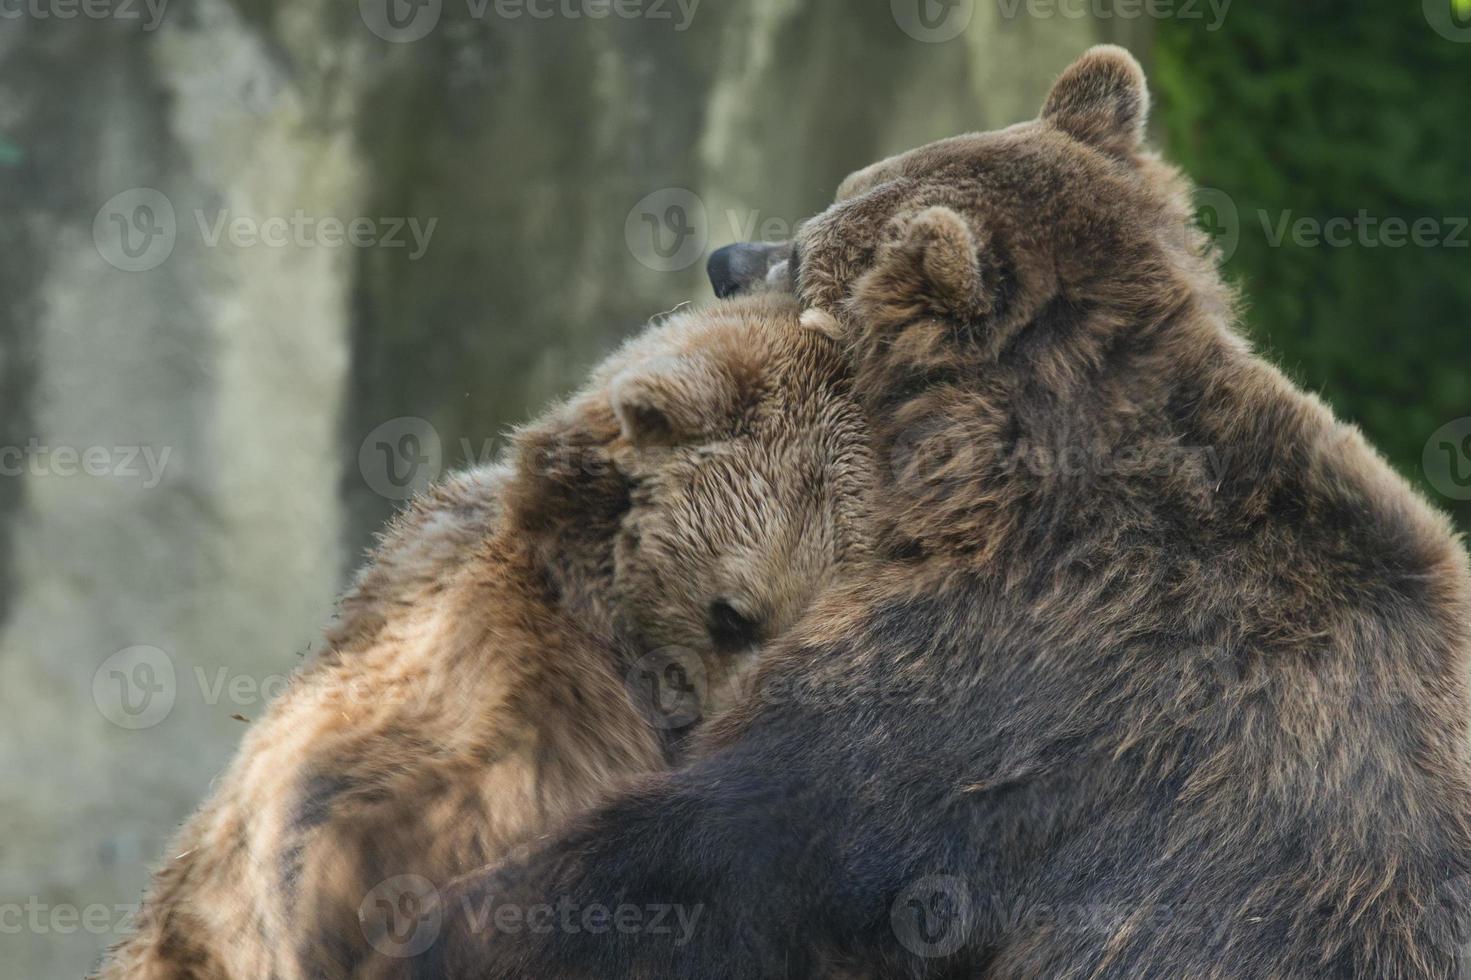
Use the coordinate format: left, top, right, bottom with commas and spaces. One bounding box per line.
94, 291, 872, 980
393, 47, 1471, 979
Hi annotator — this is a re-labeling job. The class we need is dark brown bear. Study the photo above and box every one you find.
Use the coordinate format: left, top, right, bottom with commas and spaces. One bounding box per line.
387, 47, 1471, 980
95, 293, 872, 980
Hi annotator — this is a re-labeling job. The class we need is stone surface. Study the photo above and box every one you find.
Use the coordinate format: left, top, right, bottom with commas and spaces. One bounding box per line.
0, 3, 1115, 975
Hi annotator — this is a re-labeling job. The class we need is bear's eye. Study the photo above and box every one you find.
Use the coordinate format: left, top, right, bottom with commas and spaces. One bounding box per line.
707, 599, 761, 654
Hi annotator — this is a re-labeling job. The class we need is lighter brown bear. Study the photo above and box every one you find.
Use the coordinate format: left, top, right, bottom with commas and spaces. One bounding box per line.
94, 292, 872, 980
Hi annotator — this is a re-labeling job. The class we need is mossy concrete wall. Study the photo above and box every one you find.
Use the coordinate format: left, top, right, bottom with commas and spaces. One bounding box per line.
0, 3, 1121, 975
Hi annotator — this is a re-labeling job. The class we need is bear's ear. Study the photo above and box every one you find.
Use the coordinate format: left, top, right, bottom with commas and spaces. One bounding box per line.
851, 205, 991, 323
610, 355, 738, 448
504, 395, 626, 552
1041, 45, 1149, 158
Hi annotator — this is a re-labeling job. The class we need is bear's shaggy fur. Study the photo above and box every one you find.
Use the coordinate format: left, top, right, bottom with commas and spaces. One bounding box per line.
396, 48, 1471, 980
95, 292, 871, 980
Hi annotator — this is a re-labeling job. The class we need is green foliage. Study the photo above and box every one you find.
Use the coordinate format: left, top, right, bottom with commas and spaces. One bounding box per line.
1154, 2, 1471, 531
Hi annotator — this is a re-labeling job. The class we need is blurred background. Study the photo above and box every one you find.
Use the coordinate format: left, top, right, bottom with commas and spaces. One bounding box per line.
0, 1, 1467, 976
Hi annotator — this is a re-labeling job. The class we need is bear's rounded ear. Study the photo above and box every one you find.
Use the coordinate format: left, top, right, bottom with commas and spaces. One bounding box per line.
610, 355, 735, 448
1041, 45, 1149, 158
504, 396, 626, 550
854, 205, 991, 322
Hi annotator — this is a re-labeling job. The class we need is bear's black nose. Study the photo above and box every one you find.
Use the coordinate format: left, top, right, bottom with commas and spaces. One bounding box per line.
707, 241, 791, 299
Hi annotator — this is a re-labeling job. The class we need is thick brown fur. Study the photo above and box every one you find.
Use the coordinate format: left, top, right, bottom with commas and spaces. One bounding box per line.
94, 293, 872, 980
394, 48, 1471, 979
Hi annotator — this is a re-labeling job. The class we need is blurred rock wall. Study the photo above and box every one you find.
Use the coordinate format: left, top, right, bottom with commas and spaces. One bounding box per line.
0, 2, 1123, 975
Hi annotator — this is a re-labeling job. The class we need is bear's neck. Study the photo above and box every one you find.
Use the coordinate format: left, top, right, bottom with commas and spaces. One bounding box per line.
864, 290, 1319, 573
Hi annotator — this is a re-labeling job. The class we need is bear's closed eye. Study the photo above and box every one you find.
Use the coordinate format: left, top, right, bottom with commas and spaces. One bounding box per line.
707, 599, 761, 653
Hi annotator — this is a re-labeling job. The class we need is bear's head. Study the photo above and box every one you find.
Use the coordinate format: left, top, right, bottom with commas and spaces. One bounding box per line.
788, 46, 1227, 351
761, 47, 1246, 561
504, 292, 872, 723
